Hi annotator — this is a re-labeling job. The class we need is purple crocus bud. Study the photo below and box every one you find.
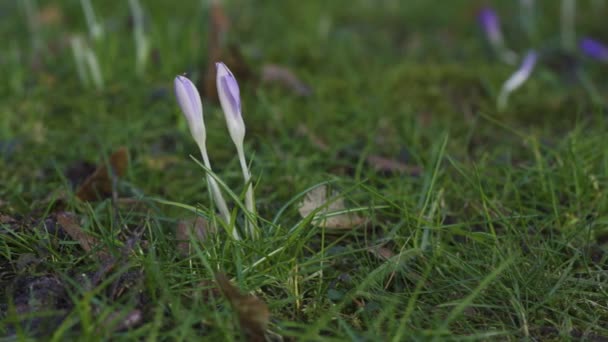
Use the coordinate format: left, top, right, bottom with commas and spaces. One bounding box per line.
216, 62, 257, 238
174, 74, 235, 235
580, 38, 608, 62
478, 7, 502, 45
174, 75, 205, 146
478, 7, 517, 64
216, 62, 246, 147
498, 50, 538, 110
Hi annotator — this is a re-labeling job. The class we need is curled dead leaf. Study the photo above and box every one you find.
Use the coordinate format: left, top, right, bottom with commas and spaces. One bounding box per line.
37, 4, 63, 26
99, 309, 142, 333
76, 147, 129, 201
261, 64, 312, 96
298, 185, 368, 230
366, 155, 422, 176
56, 211, 109, 260
215, 273, 269, 342
368, 245, 396, 261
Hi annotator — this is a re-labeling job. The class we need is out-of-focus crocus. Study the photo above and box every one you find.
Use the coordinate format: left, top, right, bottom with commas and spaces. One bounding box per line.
478, 7, 517, 65
174, 75, 237, 239
216, 62, 257, 239
580, 38, 608, 62
497, 51, 538, 111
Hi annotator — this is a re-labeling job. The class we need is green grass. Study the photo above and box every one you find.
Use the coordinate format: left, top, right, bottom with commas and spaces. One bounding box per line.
1, 0, 608, 340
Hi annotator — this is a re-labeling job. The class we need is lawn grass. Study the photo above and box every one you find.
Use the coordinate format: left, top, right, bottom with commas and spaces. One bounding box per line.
1, 0, 608, 340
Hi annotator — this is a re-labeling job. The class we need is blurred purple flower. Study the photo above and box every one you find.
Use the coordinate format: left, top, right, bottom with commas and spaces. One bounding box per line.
498, 50, 538, 110
580, 38, 608, 62
478, 7, 517, 64
478, 7, 502, 45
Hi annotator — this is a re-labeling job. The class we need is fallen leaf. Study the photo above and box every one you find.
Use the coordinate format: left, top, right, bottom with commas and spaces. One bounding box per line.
215, 273, 269, 342
366, 155, 422, 176
100, 309, 142, 333
298, 185, 368, 230
37, 4, 63, 26
176, 216, 215, 256
367, 245, 395, 261
261, 64, 312, 96
56, 211, 109, 260
76, 147, 129, 201
0, 214, 17, 225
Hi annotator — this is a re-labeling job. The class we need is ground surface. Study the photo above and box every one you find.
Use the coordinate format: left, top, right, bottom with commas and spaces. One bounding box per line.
1, 0, 608, 340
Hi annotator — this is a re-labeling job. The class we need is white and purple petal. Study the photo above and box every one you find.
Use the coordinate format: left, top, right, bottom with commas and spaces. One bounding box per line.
174, 75, 205, 140
478, 7, 502, 44
216, 62, 246, 146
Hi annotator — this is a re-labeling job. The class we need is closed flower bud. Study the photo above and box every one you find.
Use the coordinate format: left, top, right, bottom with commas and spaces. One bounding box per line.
174, 74, 235, 237
478, 7, 517, 65
216, 62, 246, 147
174, 75, 205, 146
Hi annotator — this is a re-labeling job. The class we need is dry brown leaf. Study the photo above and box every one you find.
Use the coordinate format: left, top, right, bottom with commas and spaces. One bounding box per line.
0, 214, 16, 225
176, 216, 215, 256
298, 185, 368, 229
261, 64, 312, 96
215, 273, 269, 342
368, 245, 396, 261
99, 309, 142, 333
37, 4, 63, 26
56, 211, 109, 260
366, 155, 422, 176
76, 147, 129, 201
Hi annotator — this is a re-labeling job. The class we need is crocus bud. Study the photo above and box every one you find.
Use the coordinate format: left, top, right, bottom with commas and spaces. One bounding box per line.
216, 61, 257, 238
174, 75, 205, 147
580, 38, 608, 62
498, 51, 538, 111
478, 7, 502, 47
174, 74, 235, 235
478, 7, 517, 65
216, 62, 246, 147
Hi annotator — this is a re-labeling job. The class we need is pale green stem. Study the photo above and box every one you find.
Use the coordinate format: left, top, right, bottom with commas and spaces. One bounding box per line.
199, 144, 239, 240
70, 36, 90, 86
84, 47, 104, 90
80, 0, 104, 41
236, 143, 257, 238
561, 0, 576, 51
497, 89, 509, 112
128, 0, 148, 75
